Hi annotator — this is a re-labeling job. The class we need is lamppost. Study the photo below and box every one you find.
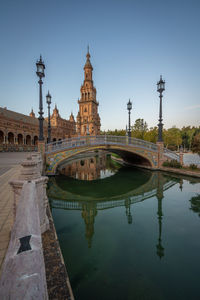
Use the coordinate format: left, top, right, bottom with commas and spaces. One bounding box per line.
127, 99, 132, 138
46, 91, 52, 143
157, 75, 165, 142
36, 55, 45, 141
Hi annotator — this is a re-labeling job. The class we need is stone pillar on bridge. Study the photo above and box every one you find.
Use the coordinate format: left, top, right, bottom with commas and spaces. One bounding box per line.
38, 140, 45, 174
9, 155, 49, 233
157, 142, 164, 168
32, 152, 43, 175
38, 140, 45, 156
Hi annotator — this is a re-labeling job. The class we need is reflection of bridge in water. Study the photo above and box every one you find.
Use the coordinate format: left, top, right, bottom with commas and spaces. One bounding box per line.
49, 171, 180, 254
51, 180, 175, 210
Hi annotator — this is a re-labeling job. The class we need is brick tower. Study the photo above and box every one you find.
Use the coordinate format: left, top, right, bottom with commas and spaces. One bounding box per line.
76, 48, 101, 135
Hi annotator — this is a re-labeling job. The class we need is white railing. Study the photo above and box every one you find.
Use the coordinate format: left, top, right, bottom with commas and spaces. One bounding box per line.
45, 135, 158, 154
164, 148, 180, 162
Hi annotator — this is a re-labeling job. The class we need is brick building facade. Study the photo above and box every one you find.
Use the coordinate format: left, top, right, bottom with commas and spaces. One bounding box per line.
0, 106, 76, 151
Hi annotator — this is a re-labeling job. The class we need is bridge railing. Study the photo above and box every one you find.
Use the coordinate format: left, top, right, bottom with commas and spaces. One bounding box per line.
45, 135, 158, 154
164, 148, 180, 162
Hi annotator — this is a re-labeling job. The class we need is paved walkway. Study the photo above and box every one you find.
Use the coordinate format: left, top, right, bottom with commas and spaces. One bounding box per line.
0, 153, 30, 277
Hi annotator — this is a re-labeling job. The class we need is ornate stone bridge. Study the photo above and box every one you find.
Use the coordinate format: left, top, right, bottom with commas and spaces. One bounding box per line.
45, 135, 180, 175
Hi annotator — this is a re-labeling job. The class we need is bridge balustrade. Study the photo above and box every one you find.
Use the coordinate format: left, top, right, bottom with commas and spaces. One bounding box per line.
45, 135, 158, 154
164, 148, 180, 162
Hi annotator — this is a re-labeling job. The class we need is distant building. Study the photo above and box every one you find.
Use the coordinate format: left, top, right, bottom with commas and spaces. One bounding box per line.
45, 105, 76, 141
0, 106, 76, 151
76, 48, 101, 135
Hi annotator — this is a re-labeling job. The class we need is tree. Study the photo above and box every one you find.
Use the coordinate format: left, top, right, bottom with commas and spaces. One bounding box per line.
181, 126, 196, 150
132, 119, 148, 139
104, 129, 126, 136
144, 127, 158, 143
191, 133, 200, 154
163, 127, 182, 151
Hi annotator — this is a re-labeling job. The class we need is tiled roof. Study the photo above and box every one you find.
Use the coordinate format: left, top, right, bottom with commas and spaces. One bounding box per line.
0, 107, 48, 126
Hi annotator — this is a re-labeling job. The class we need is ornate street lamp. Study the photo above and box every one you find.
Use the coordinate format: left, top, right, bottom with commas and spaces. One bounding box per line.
127, 99, 132, 138
36, 55, 45, 141
157, 75, 165, 142
46, 91, 52, 143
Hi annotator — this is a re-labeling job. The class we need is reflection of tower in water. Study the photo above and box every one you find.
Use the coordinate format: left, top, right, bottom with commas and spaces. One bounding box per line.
81, 203, 97, 248
156, 172, 165, 259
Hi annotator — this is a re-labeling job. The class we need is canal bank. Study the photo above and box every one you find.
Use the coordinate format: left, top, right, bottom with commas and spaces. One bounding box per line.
42, 204, 74, 300
0, 153, 74, 300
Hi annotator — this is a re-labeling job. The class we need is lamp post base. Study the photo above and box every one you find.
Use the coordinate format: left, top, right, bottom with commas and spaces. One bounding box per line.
157, 141, 164, 168
38, 140, 45, 155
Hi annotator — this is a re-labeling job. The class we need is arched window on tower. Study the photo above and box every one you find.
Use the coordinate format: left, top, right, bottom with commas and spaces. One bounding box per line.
88, 92, 90, 99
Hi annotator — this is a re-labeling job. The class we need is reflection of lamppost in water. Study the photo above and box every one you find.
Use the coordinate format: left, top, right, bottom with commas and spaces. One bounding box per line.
125, 198, 132, 224
156, 172, 165, 259
179, 178, 183, 191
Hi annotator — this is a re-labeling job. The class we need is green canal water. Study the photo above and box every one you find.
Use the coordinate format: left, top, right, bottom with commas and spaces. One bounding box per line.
48, 155, 200, 300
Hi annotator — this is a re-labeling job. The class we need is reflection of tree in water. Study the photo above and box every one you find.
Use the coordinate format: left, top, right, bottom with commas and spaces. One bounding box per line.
190, 194, 200, 217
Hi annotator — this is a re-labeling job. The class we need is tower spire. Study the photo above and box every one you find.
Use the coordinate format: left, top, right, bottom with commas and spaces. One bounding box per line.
84, 46, 92, 70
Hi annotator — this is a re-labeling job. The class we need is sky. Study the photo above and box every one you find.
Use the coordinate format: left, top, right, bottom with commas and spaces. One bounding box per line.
0, 0, 200, 131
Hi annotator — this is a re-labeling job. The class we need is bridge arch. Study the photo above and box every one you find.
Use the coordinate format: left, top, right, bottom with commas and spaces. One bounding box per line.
45, 135, 180, 175
46, 144, 156, 175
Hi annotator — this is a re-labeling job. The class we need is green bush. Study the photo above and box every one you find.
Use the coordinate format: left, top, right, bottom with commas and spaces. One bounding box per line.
163, 159, 182, 169
111, 153, 120, 158
189, 164, 198, 170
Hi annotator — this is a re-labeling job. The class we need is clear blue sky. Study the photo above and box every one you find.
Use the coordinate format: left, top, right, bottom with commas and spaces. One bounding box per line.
0, 0, 200, 130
